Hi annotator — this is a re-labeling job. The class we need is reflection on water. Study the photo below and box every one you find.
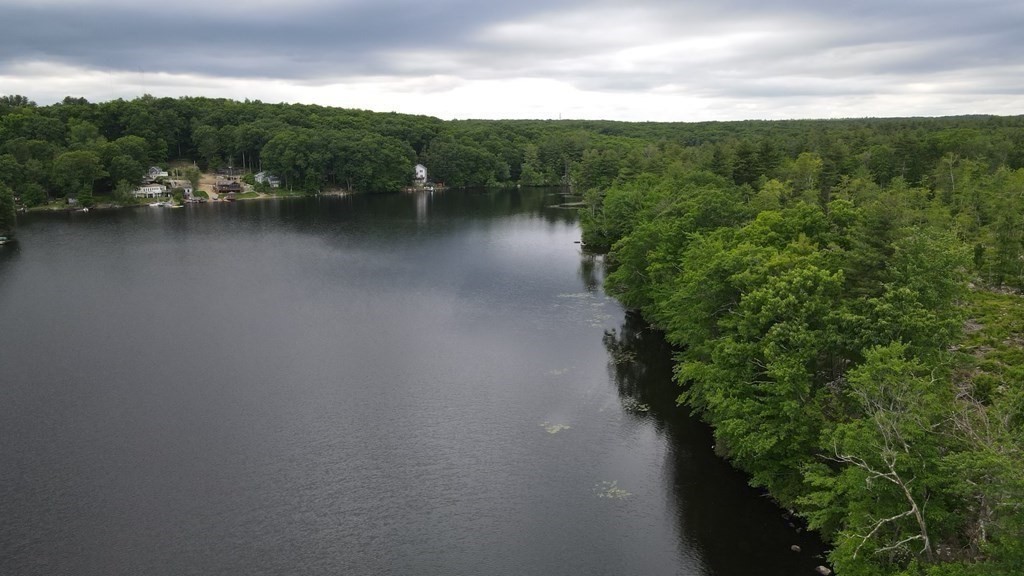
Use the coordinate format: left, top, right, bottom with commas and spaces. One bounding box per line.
578, 252, 601, 293
602, 310, 829, 576
0, 239, 20, 267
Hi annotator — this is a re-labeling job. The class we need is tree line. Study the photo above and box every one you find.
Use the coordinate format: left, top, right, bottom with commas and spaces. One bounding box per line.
3, 93, 1024, 204
0, 94, 616, 201
580, 117, 1024, 575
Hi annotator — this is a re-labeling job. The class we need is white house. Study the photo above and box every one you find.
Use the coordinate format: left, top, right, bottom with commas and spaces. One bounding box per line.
147, 166, 169, 181
132, 183, 168, 198
167, 179, 194, 198
414, 164, 427, 185
255, 171, 281, 188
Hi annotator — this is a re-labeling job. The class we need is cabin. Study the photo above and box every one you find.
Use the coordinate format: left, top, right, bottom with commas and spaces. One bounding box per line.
215, 180, 242, 194
166, 179, 194, 198
147, 166, 169, 181
255, 171, 281, 188
413, 164, 428, 186
132, 183, 169, 198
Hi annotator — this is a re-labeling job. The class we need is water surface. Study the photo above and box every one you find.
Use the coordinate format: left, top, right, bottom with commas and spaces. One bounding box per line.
0, 190, 823, 575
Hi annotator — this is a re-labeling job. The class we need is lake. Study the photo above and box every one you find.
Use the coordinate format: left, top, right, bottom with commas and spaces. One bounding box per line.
0, 189, 824, 575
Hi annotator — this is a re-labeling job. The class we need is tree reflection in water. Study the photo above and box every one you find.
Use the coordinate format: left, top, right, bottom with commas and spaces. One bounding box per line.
602, 310, 829, 576
578, 251, 601, 293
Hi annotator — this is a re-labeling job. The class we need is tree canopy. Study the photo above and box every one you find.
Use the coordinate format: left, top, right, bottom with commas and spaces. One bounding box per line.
579, 114, 1024, 576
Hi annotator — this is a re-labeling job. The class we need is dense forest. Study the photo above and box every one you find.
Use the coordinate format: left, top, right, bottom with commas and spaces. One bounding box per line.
575, 120, 1024, 574
2, 94, 1023, 575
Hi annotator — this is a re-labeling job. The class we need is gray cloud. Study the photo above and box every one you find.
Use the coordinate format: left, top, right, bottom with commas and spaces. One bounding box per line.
1, 0, 1022, 117
0, 0, 586, 80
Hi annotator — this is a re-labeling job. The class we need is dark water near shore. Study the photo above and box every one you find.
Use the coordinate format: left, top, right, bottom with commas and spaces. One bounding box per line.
0, 190, 824, 576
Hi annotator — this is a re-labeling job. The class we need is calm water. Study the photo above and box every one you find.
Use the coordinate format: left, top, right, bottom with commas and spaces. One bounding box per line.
0, 190, 823, 576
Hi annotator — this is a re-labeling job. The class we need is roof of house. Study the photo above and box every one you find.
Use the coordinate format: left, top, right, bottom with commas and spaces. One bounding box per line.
215, 180, 242, 190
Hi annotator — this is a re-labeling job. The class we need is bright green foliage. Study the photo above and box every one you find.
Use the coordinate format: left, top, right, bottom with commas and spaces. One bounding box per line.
806, 344, 949, 574
577, 118, 1024, 576
861, 230, 969, 354
664, 205, 853, 502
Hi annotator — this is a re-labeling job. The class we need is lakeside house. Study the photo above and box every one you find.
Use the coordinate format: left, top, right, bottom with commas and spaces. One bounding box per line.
147, 166, 169, 181
414, 164, 428, 186
167, 179, 194, 199
215, 180, 242, 194
133, 183, 169, 198
255, 171, 281, 188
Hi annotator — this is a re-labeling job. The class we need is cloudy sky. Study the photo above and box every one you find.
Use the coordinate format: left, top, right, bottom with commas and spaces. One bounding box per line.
1, 0, 1022, 121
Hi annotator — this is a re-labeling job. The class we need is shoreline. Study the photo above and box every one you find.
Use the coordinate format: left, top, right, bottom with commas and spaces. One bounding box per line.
22, 190, 346, 213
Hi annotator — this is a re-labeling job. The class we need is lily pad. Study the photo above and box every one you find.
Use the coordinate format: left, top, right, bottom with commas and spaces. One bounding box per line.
593, 480, 632, 499
541, 422, 571, 434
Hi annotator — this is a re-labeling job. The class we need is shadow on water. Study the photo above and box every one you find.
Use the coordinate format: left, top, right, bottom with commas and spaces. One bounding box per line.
578, 252, 602, 293
602, 311, 830, 576
229, 187, 579, 229
0, 241, 21, 283
15, 187, 577, 237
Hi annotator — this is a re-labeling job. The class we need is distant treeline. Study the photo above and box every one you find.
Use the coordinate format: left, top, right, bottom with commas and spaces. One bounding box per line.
4, 93, 1024, 201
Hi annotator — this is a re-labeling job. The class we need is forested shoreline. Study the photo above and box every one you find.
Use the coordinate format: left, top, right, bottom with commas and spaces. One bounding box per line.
2, 94, 1023, 575
575, 117, 1024, 573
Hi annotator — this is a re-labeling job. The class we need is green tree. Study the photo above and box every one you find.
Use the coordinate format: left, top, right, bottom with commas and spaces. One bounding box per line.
0, 181, 16, 237
106, 154, 144, 189
19, 183, 46, 207
113, 180, 135, 204
52, 150, 105, 198
181, 165, 201, 191
806, 344, 949, 575
0, 154, 22, 190
67, 118, 103, 149
518, 143, 545, 186
783, 151, 824, 204
192, 124, 221, 168
423, 139, 503, 188
0, 94, 35, 109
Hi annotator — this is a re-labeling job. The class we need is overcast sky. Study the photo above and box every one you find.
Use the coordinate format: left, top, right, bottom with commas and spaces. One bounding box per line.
1, 0, 1022, 121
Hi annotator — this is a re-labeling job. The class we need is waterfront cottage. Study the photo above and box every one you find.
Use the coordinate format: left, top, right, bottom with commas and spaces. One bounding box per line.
215, 180, 242, 194
255, 171, 281, 188
167, 179, 193, 198
132, 183, 169, 198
